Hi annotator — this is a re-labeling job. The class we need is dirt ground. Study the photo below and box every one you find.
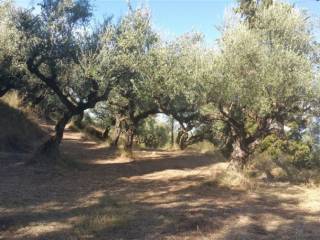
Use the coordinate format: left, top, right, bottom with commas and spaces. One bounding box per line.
0, 129, 320, 240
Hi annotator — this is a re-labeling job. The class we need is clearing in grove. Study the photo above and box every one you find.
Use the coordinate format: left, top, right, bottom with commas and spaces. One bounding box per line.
0, 128, 320, 240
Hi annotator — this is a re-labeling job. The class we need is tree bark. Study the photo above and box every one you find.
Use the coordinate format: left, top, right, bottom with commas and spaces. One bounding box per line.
102, 126, 110, 140
170, 116, 174, 148
124, 124, 135, 153
177, 130, 188, 150
74, 112, 84, 129
111, 117, 122, 147
230, 137, 250, 168
30, 112, 73, 163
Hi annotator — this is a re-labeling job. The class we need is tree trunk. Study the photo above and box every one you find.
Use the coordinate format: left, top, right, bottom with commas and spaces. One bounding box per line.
74, 112, 84, 129
111, 117, 122, 147
102, 126, 110, 140
124, 125, 135, 153
170, 116, 174, 148
30, 112, 73, 163
177, 130, 188, 150
230, 137, 250, 168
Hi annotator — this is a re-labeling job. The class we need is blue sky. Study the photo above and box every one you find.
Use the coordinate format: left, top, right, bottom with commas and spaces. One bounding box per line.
14, 0, 320, 42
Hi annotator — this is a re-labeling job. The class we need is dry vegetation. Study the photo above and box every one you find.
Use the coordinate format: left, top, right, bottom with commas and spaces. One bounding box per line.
0, 93, 46, 153
1, 124, 320, 240
1, 0, 320, 238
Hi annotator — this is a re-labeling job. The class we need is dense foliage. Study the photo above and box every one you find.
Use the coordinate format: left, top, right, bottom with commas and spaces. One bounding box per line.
0, 0, 319, 169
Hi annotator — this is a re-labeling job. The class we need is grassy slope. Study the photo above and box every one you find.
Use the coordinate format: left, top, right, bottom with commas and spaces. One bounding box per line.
0, 95, 46, 153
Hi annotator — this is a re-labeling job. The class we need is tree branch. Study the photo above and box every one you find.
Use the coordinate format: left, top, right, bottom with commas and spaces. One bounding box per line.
27, 57, 77, 112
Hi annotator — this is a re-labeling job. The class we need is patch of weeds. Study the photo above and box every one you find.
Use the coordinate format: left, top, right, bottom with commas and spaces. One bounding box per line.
214, 167, 257, 191
74, 196, 135, 236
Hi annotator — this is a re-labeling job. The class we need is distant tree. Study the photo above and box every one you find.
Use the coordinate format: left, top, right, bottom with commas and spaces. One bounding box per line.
136, 117, 169, 148
151, 32, 213, 149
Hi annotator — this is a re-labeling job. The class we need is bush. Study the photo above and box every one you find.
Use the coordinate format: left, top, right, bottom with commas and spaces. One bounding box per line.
136, 118, 170, 149
259, 134, 314, 169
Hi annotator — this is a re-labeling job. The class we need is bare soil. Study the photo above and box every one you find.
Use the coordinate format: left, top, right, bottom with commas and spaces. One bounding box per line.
0, 129, 319, 240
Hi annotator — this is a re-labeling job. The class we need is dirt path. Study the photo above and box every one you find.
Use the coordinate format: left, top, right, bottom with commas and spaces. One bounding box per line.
1, 129, 320, 239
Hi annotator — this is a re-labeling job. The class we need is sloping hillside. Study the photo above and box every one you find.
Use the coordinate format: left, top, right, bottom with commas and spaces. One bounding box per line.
0, 97, 46, 153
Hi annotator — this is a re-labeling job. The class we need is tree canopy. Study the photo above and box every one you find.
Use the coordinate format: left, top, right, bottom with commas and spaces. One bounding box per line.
0, 0, 319, 167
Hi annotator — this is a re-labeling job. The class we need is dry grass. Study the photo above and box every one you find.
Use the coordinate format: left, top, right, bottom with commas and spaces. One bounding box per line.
186, 141, 217, 155
0, 92, 46, 153
69, 123, 108, 144
214, 167, 257, 191
1, 128, 320, 239
74, 196, 135, 237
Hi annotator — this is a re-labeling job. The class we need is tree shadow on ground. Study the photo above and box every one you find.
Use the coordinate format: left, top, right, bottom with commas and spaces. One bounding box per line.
2, 172, 320, 239
1, 131, 320, 239
61, 135, 220, 179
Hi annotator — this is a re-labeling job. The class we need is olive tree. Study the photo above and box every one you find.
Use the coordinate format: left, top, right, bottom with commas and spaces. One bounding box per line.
16, 0, 118, 161
202, 2, 317, 167
97, 6, 160, 151
0, 1, 27, 97
149, 32, 214, 149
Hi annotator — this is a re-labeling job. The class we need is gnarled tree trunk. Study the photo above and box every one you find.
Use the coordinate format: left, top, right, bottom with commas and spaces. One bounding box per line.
230, 137, 250, 169
176, 129, 187, 150
30, 112, 73, 163
124, 124, 135, 154
111, 116, 122, 147
102, 126, 110, 140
